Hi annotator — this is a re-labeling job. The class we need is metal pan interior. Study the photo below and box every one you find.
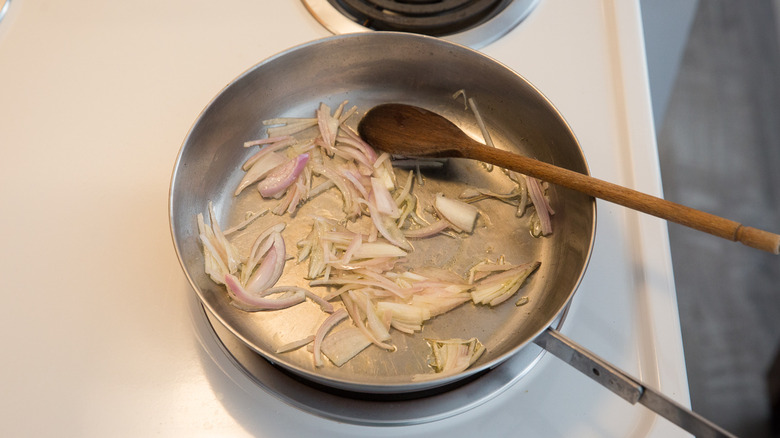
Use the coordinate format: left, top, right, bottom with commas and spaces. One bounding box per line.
170, 32, 595, 394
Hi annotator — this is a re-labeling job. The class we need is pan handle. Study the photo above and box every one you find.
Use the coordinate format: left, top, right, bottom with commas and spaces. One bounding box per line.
534, 328, 737, 438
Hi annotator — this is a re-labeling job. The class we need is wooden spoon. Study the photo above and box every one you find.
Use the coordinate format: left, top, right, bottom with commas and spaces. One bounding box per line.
358, 103, 780, 254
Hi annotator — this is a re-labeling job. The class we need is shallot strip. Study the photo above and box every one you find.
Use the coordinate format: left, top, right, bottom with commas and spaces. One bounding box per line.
354, 268, 410, 293
272, 187, 295, 215
245, 233, 286, 294
199, 232, 230, 282
309, 277, 405, 298
249, 285, 334, 313
468, 261, 518, 283
466, 97, 496, 172
338, 105, 358, 123
470, 261, 541, 306
223, 209, 268, 236
390, 320, 420, 334
373, 152, 391, 170
283, 182, 305, 215
319, 327, 372, 367
326, 257, 400, 274
276, 335, 315, 354
244, 135, 294, 148
208, 203, 240, 273
236, 151, 288, 195
468, 98, 495, 145
434, 193, 479, 234
512, 172, 530, 217
341, 125, 378, 163
359, 199, 411, 250
340, 235, 362, 265
243, 223, 285, 284
336, 140, 374, 170
332, 100, 348, 119
241, 136, 296, 171
404, 219, 449, 238
376, 301, 431, 332
303, 289, 334, 313
340, 167, 370, 198
364, 295, 392, 343
312, 164, 358, 218
313, 308, 348, 367
265, 119, 318, 137
371, 177, 400, 217
333, 144, 373, 169
411, 292, 471, 317
342, 293, 394, 351
308, 180, 336, 198
351, 242, 406, 259
452, 89, 468, 109
257, 153, 309, 198
317, 102, 339, 153
458, 186, 523, 205
242, 233, 274, 284
527, 177, 553, 236
246, 224, 285, 264
291, 138, 316, 156
263, 117, 315, 126
224, 274, 305, 311
393, 170, 414, 205
322, 283, 362, 301
428, 337, 485, 375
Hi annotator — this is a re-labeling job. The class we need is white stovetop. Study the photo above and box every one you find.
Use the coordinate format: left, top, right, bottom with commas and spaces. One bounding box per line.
0, 0, 690, 436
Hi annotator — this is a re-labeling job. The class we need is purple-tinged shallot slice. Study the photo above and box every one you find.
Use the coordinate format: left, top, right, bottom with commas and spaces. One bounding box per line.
527, 177, 554, 236
313, 308, 348, 367
245, 232, 286, 294
224, 274, 305, 311
257, 153, 310, 198
434, 193, 479, 234
235, 151, 287, 196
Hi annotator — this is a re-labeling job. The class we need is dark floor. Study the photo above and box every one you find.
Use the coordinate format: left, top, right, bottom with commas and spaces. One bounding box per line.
656, 1, 780, 437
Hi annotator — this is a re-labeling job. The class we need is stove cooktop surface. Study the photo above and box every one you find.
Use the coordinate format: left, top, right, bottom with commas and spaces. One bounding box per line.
0, 1, 689, 436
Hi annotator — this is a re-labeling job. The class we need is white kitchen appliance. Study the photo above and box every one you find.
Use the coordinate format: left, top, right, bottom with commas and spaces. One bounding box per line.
0, 1, 694, 436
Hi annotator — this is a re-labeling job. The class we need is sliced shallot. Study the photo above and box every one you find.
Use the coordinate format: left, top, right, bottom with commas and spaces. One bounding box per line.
235, 151, 288, 195
470, 261, 541, 306
258, 153, 310, 198
245, 233, 286, 294
313, 308, 348, 367
434, 193, 479, 233
428, 337, 485, 374
319, 327, 372, 367
224, 274, 305, 311
276, 335, 315, 354
371, 177, 400, 217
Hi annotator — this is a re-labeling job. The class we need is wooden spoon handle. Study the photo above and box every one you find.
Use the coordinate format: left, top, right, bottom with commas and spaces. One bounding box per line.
469, 145, 780, 254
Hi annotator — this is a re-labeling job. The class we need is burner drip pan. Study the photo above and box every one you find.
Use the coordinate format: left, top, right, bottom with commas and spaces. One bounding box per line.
333, 0, 508, 36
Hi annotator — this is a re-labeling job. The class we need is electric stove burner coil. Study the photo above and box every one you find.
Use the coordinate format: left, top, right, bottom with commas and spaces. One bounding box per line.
329, 0, 513, 36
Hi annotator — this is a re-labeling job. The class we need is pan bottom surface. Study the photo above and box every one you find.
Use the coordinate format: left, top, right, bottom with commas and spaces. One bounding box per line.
189, 290, 567, 426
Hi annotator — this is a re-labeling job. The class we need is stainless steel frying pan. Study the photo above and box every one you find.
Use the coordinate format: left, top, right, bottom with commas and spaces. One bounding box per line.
169, 33, 733, 437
